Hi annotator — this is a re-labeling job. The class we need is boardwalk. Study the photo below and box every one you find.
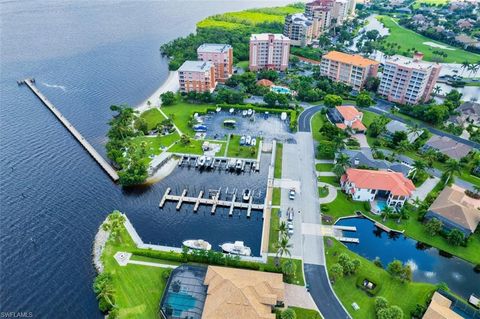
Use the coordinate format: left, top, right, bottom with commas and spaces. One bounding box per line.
22, 79, 119, 181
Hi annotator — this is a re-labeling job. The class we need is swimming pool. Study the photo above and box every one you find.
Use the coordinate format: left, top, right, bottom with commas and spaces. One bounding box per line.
376, 200, 387, 212
271, 86, 291, 94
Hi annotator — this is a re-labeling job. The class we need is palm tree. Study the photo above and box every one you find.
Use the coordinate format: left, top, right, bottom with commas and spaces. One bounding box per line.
398, 140, 410, 153
275, 236, 292, 259
408, 124, 422, 140
97, 282, 115, 308
335, 153, 350, 167
382, 205, 394, 222
397, 207, 407, 223
333, 164, 346, 177
412, 160, 426, 179
411, 197, 422, 209
460, 61, 470, 76
423, 149, 437, 168
444, 159, 461, 185
277, 221, 288, 237
433, 85, 442, 95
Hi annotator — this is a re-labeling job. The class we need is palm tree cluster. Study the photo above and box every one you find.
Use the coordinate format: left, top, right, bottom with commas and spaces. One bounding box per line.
460, 61, 480, 77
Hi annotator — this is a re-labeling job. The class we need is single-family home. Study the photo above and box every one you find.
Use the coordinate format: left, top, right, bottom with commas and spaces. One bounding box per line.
337, 150, 413, 177
425, 185, 480, 237
422, 292, 464, 319
381, 120, 423, 143
420, 135, 472, 160
327, 105, 367, 132
447, 101, 480, 127
340, 168, 416, 208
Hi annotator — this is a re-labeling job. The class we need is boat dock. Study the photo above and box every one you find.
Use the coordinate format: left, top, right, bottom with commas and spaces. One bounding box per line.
159, 188, 263, 217
176, 154, 260, 173
333, 225, 357, 232
338, 237, 360, 243
19, 78, 119, 182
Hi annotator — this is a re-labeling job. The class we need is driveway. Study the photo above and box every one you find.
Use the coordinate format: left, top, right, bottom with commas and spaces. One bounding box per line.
409, 176, 440, 203
285, 283, 319, 311
318, 182, 338, 204
352, 133, 369, 148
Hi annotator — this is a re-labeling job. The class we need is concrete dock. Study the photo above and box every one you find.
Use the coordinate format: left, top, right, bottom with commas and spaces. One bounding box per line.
21, 78, 119, 182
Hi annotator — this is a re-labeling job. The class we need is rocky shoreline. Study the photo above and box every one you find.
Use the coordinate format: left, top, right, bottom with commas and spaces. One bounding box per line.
92, 219, 110, 274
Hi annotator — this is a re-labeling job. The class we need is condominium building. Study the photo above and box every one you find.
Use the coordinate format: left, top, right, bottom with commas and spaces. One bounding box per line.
249, 34, 290, 71
283, 13, 313, 47
332, 0, 349, 25
320, 51, 379, 90
197, 44, 233, 83
178, 61, 216, 93
378, 53, 441, 104
305, 0, 355, 35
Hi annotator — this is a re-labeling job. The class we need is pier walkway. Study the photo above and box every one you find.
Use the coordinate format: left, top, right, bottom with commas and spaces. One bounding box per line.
21, 78, 119, 181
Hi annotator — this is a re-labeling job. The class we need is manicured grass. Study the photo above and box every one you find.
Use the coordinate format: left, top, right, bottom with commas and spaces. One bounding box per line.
169, 139, 205, 155
161, 102, 213, 136
322, 191, 367, 221
361, 110, 385, 128
311, 112, 326, 143
316, 163, 333, 171
267, 257, 305, 286
226, 135, 259, 159
269, 208, 280, 253
325, 238, 435, 319
318, 176, 340, 186
131, 132, 180, 158
274, 143, 283, 179
364, 210, 480, 264
289, 306, 323, 319
377, 15, 480, 63
318, 186, 329, 198
413, 0, 449, 9
140, 108, 166, 130
102, 226, 170, 318
272, 187, 281, 206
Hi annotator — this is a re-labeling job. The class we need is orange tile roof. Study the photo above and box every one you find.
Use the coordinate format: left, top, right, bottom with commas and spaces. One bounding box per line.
336, 105, 363, 122
351, 120, 367, 131
256, 79, 274, 87
323, 51, 379, 68
336, 123, 347, 129
344, 168, 415, 196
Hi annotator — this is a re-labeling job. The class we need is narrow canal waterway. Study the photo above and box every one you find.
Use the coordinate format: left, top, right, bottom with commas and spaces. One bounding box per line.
0, 1, 293, 317
336, 217, 480, 300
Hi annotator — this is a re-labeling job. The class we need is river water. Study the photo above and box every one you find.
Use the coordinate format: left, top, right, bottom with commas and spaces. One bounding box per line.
0, 1, 293, 317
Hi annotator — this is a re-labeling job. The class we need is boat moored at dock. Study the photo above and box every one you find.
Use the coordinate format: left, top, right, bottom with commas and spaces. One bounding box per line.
182, 239, 212, 251
220, 241, 251, 256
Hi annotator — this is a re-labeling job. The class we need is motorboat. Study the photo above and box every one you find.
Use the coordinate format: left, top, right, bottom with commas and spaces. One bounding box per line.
242, 110, 248, 117
242, 189, 251, 202
220, 241, 251, 256
247, 109, 253, 116
240, 135, 246, 146
196, 155, 206, 167
223, 119, 236, 128
229, 108, 235, 114
251, 138, 257, 146
183, 239, 212, 251
216, 107, 221, 112
193, 124, 207, 132
280, 112, 287, 121
227, 159, 236, 170
235, 159, 243, 171
245, 135, 252, 145
205, 156, 213, 168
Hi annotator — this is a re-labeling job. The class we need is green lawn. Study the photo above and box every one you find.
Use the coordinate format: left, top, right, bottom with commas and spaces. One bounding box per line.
140, 108, 167, 130
364, 210, 480, 264
318, 186, 329, 198
160, 102, 213, 136
226, 135, 259, 159
130, 132, 180, 158
318, 176, 340, 186
272, 187, 281, 206
236, 60, 249, 71
267, 257, 305, 286
311, 112, 326, 143
413, 0, 449, 9
361, 110, 385, 128
274, 143, 283, 179
325, 238, 435, 319
316, 163, 333, 171
101, 225, 170, 319
269, 208, 280, 253
289, 307, 323, 319
377, 16, 480, 63
322, 191, 367, 221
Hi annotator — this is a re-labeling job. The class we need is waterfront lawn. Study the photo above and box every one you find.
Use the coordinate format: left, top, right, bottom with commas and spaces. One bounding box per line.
311, 112, 326, 143
140, 108, 167, 130
130, 132, 180, 158
364, 210, 480, 264
272, 188, 281, 206
226, 135, 259, 159
274, 143, 283, 179
315, 163, 333, 171
161, 102, 213, 136
269, 208, 280, 253
325, 238, 435, 319
102, 227, 170, 319
322, 191, 366, 221
289, 307, 323, 319
168, 138, 205, 155
377, 15, 480, 63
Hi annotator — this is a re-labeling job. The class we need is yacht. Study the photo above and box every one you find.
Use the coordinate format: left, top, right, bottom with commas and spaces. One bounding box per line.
205, 156, 213, 168
229, 108, 234, 114
220, 241, 251, 256
183, 239, 212, 251
280, 112, 287, 121
196, 155, 206, 167
247, 109, 253, 116
193, 124, 207, 132
235, 160, 243, 171
242, 189, 251, 202
227, 159, 236, 170
242, 110, 248, 117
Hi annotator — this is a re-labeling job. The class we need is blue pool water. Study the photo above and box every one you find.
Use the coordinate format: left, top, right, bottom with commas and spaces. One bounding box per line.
271, 86, 291, 94
167, 292, 197, 317
376, 200, 387, 212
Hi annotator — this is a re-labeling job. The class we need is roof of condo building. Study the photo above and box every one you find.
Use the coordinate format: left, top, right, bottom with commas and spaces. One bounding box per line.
178, 60, 214, 72
197, 43, 232, 53
286, 13, 313, 26
322, 51, 379, 67
250, 33, 290, 41
385, 55, 441, 70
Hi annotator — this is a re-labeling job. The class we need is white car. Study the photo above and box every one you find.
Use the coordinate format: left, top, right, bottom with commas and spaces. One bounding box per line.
289, 189, 296, 200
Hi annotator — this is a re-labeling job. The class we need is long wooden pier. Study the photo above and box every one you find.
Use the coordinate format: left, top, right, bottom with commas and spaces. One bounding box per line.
159, 188, 264, 216
20, 78, 119, 181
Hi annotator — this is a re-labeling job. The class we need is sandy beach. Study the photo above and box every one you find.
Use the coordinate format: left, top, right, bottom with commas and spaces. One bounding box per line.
136, 70, 179, 113
145, 156, 179, 184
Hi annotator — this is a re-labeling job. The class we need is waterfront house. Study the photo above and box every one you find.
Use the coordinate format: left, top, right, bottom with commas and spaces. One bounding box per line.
422, 292, 464, 319
327, 105, 367, 132
202, 266, 285, 319
340, 168, 415, 208
381, 120, 423, 143
447, 101, 480, 127
425, 185, 480, 237
420, 135, 472, 160
337, 150, 413, 177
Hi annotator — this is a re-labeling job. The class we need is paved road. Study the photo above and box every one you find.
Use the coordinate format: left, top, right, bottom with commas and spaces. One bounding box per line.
305, 264, 351, 319
298, 105, 323, 132
367, 106, 480, 150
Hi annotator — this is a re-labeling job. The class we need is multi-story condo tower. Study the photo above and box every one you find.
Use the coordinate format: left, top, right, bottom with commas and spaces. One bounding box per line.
178, 61, 216, 93
311, 7, 332, 37
197, 44, 233, 83
332, 0, 349, 25
305, 0, 354, 35
378, 53, 441, 105
283, 13, 313, 47
249, 34, 290, 71
320, 51, 379, 90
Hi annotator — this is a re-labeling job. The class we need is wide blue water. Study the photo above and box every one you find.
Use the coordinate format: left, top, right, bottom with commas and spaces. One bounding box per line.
336, 217, 480, 300
0, 0, 292, 317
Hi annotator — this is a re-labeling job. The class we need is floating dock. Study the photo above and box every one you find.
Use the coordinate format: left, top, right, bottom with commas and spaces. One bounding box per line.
333, 225, 357, 232
20, 78, 119, 182
159, 188, 263, 216
338, 237, 360, 243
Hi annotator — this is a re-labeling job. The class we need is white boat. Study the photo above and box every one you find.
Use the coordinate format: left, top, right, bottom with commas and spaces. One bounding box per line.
229, 108, 234, 114
242, 110, 248, 117
240, 135, 246, 145
183, 239, 212, 251
227, 159, 236, 170
197, 155, 206, 167
251, 138, 257, 146
235, 160, 243, 170
242, 189, 251, 201
205, 156, 213, 168
245, 135, 252, 145
247, 109, 253, 116
281, 112, 287, 121
216, 107, 221, 112
220, 241, 251, 256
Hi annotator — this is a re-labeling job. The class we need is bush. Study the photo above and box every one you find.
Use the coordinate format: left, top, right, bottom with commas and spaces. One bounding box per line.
363, 201, 371, 211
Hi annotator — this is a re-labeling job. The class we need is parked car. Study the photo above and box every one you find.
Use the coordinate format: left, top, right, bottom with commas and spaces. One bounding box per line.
289, 189, 296, 200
